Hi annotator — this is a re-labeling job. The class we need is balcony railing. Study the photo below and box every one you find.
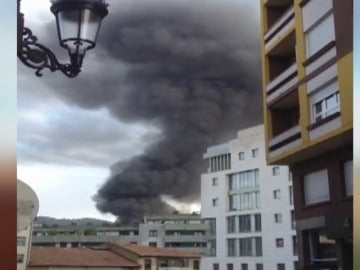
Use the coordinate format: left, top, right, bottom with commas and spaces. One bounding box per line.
266, 62, 297, 104
158, 266, 191, 270
264, 6, 295, 51
269, 125, 301, 159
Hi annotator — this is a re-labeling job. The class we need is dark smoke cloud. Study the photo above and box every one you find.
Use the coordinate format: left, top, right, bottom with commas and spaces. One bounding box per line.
40, 0, 262, 222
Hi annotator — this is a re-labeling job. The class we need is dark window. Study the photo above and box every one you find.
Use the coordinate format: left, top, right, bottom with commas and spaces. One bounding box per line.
145, 259, 152, 270
193, 260, 200, 270
241, 263, 248, 270
239, 215, 251, 232
254, 214, 262, 232
276, 238, 284, 248
17, 237, 26, 246
213, 263, 219, 270
277, 263, 285, 270
17, 254, 24, 263
149, 242, 157, 247
256, 264, 263, 270
149, 230, 158, 237
227, 263, 233, 270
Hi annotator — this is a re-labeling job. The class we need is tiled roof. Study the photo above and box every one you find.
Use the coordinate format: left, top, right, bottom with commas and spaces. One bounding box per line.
111, 243, 201, 258
28, 247, 139, 268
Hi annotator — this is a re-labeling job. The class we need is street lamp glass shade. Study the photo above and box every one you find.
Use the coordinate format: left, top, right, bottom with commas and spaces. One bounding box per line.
50, 0, 108, 65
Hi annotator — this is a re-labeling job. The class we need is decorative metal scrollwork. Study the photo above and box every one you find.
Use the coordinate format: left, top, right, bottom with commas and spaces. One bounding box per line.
18, 27, 81, 78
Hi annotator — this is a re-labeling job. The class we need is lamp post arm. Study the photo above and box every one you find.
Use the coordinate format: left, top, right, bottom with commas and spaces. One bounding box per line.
18, 25, 81, 78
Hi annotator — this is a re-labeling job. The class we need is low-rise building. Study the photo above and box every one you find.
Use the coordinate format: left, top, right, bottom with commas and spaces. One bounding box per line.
32, 214, 210, 255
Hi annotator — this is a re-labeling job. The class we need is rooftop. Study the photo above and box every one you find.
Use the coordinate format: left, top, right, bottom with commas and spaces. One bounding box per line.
28, 246, 139, 268
110, 243, 202, 259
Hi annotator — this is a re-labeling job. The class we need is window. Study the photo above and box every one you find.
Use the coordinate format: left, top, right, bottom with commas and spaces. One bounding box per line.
274, 213, 283, 223
227, 239, 236, 257
149, 242, 157, 247
272, 167, 280, 176
277, 263, 285, 270
149, 230, 158, 237
17, 254, 24, 264
241, 264, 248, 270
212, 177, 218, 186
238, 215, 251, 232
213, 263, 219, 270
209, 153, 231, 172
17, 236, 26, 246
293, 235, 298, 255
255, 237, 262, 256
229, 169, 259, 190
256, 264, 263, 270
227, 216, 236, 233
291, 210, 296, 230
252, 148, 259, 158
303, 169, 330, 205
209, 239, 216, 256
308, 230, 337, 263
212, 198, 219, 206
145, 259, 152, 270
239, 238, 252, 256
289, 186, 293, 205
306, 13, 335, 57
229, 191, 260, 211
194, 260, 200, 270
239, 152, 245, 160
254, 214, 262, 232
227, 263, 234, 270
344, 160, 353, 196
273, 189, 281, 199
276, 238, 284, 248
312, 91, 340, 122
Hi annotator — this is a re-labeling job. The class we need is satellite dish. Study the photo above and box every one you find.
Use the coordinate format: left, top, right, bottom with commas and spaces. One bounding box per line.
17, 179, 39, 232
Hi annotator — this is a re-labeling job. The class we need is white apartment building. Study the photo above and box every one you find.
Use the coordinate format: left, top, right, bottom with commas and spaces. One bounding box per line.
201, 125, 298, 270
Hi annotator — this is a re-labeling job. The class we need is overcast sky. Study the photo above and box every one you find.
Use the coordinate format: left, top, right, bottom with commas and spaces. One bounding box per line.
18, 0, 262, 222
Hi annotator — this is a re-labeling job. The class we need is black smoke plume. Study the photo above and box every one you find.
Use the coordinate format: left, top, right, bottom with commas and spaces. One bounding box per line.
43, 0, 262, 223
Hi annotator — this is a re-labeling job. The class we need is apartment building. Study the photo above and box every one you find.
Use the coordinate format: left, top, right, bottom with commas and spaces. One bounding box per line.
201, 125, 298, 270
260, 1, 353, 269
32, 214, 209, 255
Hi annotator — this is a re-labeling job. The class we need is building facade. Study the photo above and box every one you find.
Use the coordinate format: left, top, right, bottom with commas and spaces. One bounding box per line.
32, 214, 209, 255
260, 1, 353, 269
201, 125, 298, 270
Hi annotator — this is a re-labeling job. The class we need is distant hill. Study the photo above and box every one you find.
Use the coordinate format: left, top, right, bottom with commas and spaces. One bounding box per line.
34, 216, 114, 227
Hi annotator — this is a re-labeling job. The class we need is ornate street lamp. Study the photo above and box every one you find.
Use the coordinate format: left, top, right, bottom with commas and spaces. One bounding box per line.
17, 0, 109, 78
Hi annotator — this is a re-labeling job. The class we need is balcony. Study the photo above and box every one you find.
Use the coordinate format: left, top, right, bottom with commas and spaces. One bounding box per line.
264, 6, 295, 52
266, 62, 297, 105
164, 235, 205, 243
268, 124, 301, 159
